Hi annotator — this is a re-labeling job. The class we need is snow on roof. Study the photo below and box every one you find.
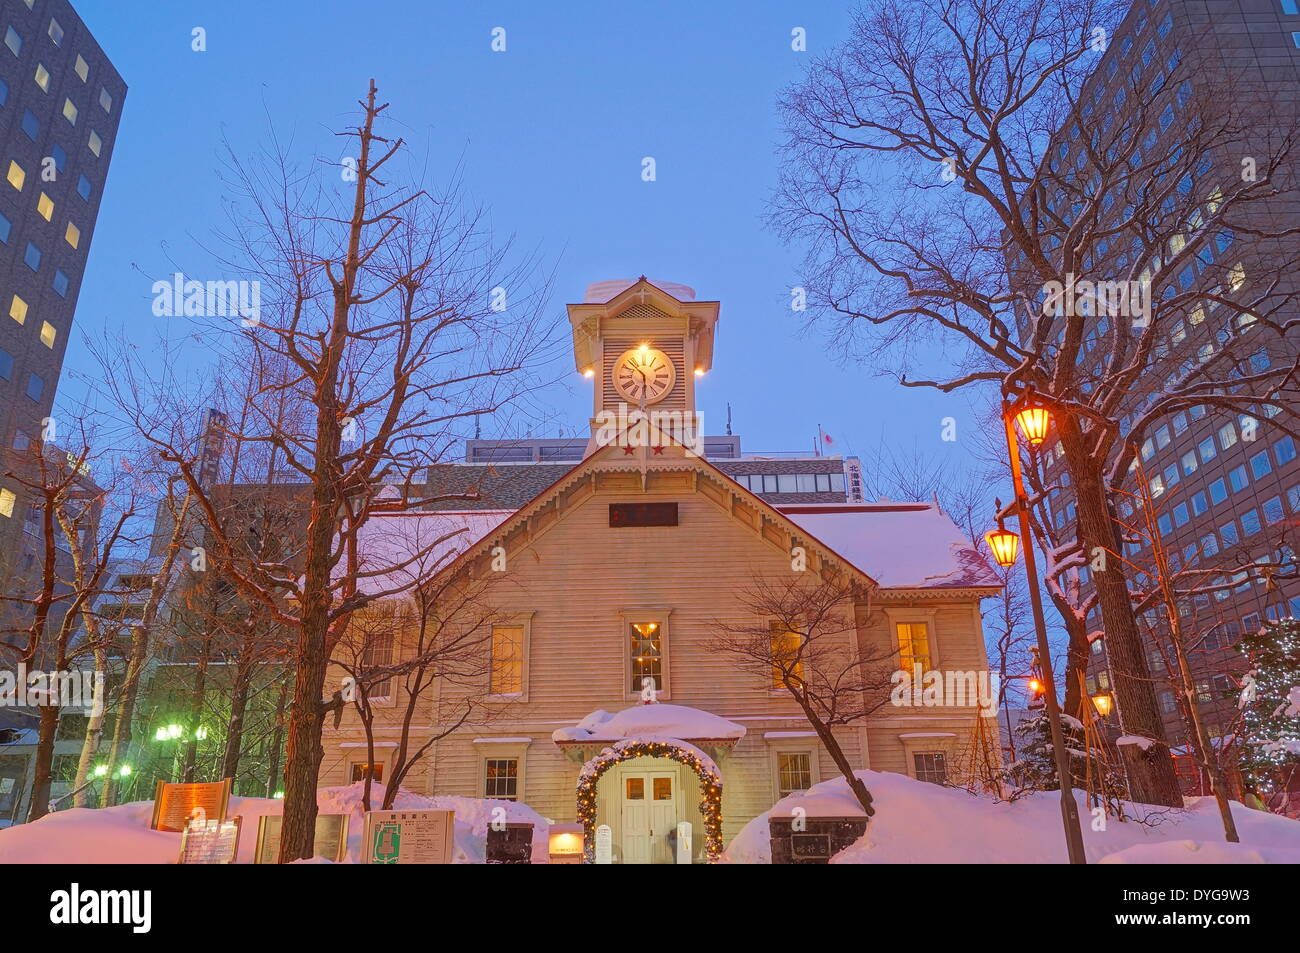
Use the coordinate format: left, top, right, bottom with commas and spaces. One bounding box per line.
583, 278, 696, 303
343, 510, 512, 596
552, 703, 747, 743
778, 502, 1001, 590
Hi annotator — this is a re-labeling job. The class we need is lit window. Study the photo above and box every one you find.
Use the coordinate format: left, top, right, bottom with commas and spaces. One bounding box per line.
35, 63, 50, 91
7, 160, 26, 191
0, 488, 15, 519
489, 624, 524, 695
629, 620, 663, 692
37, 192, 53, 220
64, 221, 79, 248
484, 758, 518, 800
74, 54, 88, 81
5, 26, 22, 56
770, 621, 804, 689
99, 87, 112, 113
9, 295, 28, 324
896, 621, 931, 671
88, 130, 102, 157
349, 762, 383, 783
913, 752, 948, 785
776, 752, 812, 798
62, 98, 77, 124
359, 628, 393, 697
40, 321, 55, 348
1229, 262, 1246, 290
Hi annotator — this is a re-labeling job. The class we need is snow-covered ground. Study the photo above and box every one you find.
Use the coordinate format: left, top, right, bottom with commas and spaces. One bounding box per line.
722, 769, 1300, 864
0, 782, 551, 864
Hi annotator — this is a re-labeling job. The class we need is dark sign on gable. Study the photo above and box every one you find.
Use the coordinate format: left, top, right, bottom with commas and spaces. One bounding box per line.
609, 502, 679, 527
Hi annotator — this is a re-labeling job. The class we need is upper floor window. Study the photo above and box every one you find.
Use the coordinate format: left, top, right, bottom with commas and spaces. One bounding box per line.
74, 54, 88, 81
770, 621, 804, 690
896, 621, 931, 672
0, 488, 15, 519
489, 624, 524, 695
5, 26, 22, 57
62, 97, 77, 125
99, 88, 112, 113
47, 18, 63, 46
629, 620, 663, 693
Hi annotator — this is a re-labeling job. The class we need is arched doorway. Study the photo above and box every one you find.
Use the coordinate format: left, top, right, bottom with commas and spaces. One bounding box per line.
576, 738, 724, 862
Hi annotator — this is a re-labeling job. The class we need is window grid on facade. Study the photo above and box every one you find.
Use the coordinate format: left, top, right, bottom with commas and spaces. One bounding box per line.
484, 758, 518, 800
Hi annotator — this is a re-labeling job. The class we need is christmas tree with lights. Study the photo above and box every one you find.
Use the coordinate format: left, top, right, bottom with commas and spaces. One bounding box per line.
1237, 617, 1300, 793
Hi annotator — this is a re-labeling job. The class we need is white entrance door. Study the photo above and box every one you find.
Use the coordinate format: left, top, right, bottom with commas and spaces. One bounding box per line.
620, 770, 678, 864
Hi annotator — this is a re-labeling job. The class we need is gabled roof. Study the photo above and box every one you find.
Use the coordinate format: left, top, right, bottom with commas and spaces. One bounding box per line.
349, 440, 1000, 598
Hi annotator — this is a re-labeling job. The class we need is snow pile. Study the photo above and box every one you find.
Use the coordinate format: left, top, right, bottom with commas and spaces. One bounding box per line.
722, 769, 1300, 864
0, 783, 550, 864
553, 703, 746, 743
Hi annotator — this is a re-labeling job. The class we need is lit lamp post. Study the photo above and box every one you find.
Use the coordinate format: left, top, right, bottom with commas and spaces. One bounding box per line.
985, 393, 1088, 865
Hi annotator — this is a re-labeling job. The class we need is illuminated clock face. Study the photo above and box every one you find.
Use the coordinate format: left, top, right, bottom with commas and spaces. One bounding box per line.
613, 347, 675, 404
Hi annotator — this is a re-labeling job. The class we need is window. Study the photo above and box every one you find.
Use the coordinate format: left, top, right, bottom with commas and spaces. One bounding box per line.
0, 348, 11, 379
1250, 449, 1272, 479
51, 144, 66, 172
62, 97, 77, 124
896, 621, 931, 672
1218, 422, 1237, 451
99, 88, 112, 113
349, 762, 383, 783
76, 174, 91, 201
21, 108, 39, 139
0, 488, 14, 519
1174, 502, 1189, 527
74, 54, 88, 82
37, 192, 52, 220
1190, 491, 1208, 516
26, 373, 43, 401
24, 241, 40, 271
64, 221, 79, 249
48, 18, 64, 45
776, 752, 812, 798
1181, 451, 1197, 476
1240, 509, 1261, 536
1209, 478, 1227, 505
39, 321, 55, 348
1294, 32, 1300, 48
1219, 521, 1239, 547
1228, 465, 1248, 493
7, 160, 26, 191
629, 620, 663, 693
1262, 495, 1284, 525
0, 211, 8, 243
913, 752, 948, 785
484, 758, 518, 800
1275, 436, 1296, 466
52, 269, 68, 296
87, 130, 102, 157
489, 624, 524, 695
9, 294, 28, 324
5, 26, 22, 56
770, 621, 804, 690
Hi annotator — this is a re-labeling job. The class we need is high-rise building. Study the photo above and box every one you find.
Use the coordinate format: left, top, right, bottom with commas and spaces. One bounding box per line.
1021, 0, 1299, 792
0, 0, 125, 574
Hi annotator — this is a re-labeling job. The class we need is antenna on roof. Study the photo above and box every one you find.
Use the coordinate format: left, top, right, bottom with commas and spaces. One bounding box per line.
726, 403, 733, 436
474, 415, 481, 440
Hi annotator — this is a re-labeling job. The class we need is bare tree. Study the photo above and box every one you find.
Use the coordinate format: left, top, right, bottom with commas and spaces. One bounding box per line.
712, 574, 895, 814
100, 82, 555, 860
772, 0, 1299, 805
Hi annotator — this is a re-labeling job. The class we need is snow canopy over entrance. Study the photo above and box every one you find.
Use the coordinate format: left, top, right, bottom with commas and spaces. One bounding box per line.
552, 702, 747, 744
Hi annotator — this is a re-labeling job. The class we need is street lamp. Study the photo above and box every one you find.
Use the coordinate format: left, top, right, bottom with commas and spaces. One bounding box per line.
991, 392, 1088, 864
1092, 693, 1114, 718
984, 518, 1020, 568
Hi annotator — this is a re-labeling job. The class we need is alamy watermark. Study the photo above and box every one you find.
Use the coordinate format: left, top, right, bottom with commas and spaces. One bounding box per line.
0, 664, 103, 715
151, 272, 261, 326
593, 403, 704, 457
890, 665, 1000, 717
1042, 273, 1151, 326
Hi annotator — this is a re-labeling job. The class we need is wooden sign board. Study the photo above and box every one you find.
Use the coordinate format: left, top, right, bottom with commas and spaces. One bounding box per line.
178, 816, 242, 864
361, 809, 455, 864
151, 778, 233, 833
254, 813, 350, 864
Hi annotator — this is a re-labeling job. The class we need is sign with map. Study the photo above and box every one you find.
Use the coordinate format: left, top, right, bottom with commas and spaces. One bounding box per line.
361, 809, 455, 864
178, 816, 242, 864
150, 779, 232, 832
254, 813, 350, 864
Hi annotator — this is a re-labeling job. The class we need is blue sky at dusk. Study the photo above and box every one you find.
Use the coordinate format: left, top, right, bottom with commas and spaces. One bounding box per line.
64, 0, 982, 477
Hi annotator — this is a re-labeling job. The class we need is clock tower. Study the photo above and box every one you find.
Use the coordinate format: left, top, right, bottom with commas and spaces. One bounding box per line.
567, 278, 719, 455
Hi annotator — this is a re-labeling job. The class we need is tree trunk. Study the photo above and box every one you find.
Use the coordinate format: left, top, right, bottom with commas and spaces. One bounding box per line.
181, 634, 212, 782
265, 674, 290, 798
221, 657, 254, 782
100, 626, 147, 808
25, 705, 60, 822
1069, 458, 1181, 807
72, 648, 106, 808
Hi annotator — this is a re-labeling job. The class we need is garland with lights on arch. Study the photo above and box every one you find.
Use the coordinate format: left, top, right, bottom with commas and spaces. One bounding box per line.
575, 737, 724, 862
